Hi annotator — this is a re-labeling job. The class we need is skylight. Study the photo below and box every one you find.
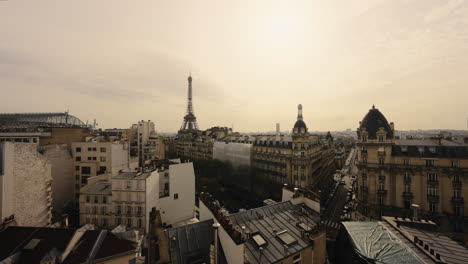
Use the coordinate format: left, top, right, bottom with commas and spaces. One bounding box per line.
252, 234, 267, 247
276, 230, 297, 245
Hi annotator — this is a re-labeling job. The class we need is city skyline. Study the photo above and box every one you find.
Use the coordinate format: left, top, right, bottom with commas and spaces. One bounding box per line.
2, 0, 468, 132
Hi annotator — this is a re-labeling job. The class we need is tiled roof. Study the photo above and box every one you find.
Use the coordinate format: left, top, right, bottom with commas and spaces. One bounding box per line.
227, 201, 320, 264
81, 181, 112, 195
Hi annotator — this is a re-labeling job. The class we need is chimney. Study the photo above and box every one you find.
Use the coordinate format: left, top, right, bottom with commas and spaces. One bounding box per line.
411, 204, 420, 220
213, 223, 221, 264
276, 123, 280, 136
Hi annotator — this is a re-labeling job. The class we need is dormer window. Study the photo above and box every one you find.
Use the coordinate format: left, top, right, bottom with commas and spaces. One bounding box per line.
362, 135, 367, 142
401, 146, 408, 152
378, 135, 384, 142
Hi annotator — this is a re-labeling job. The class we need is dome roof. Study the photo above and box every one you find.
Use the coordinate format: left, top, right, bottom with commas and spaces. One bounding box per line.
294, 120, 307, 129
359, 105, 393, 139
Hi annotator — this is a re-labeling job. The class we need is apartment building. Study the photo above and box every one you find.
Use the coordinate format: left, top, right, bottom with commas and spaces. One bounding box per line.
356, 105, 468, 241
0, 142, 52, 226
72, 141, 138, 204
79, 159, 195, 233
176, 126, 232, 161
128, 120, 165, 167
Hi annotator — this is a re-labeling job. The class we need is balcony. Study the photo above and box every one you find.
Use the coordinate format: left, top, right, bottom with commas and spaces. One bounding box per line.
402, 192, 414, 199
451, 197, 464, 204
377, 189, 387, 196
427, 180, 439, 186
427, 194, 439, 203
453, 181, 462, 189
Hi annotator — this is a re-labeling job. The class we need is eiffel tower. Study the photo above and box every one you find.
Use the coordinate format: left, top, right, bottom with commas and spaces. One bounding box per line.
179, 74, 199, 131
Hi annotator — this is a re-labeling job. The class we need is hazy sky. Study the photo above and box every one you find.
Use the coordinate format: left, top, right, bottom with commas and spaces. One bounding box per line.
1, 0, 468, 132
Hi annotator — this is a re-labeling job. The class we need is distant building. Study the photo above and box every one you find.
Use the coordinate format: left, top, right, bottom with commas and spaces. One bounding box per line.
0, 225, 139, 264
0, 112, 92, 149
356, 105, 468, 242
79, 159, 196, 233
177, 126, 232, 161
335, 216, 468, 264
251, 105, 336, 195
128, 120, 165, 167
0, 142, 52, 226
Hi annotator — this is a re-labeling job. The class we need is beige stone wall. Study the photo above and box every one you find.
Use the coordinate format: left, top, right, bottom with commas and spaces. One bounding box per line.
11, 143, 52, 226
40, 127, 90, 149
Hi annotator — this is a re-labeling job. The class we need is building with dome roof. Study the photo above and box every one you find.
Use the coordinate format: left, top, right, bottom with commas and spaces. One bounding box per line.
356, 105, 468, 243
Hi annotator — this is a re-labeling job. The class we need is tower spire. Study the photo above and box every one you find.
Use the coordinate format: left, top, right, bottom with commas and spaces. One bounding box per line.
180, 74, 199, 131
297, 104, 303, 121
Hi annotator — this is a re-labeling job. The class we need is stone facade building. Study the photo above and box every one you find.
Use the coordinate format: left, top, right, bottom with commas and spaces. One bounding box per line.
79, 159, 195, 233
176, 126, 232, 161
0, 142, 52, 226
356, 105, 468, 241
251, 105, 336, 194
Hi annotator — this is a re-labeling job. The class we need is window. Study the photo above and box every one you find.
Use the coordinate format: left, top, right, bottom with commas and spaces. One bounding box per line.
451, 160, 459, 168
88, 147, 92, 151
94, 196, 98, 203
379, 196, 384, 205
362, 135, 367, 142
81, 166, 91, 174
137, 206, 142, 215
116, 205, 122, 215
138, 219, 143, 228
76, 156, 81, 161
429, 147, 436, 153
378, 135, 384, 142
454, 205, 462, 216
75, 166, 80, 171
454, 175, 461, 183
454, 189, 461, 198
127, 218, 132, 227
403, 159, 409, 166
379, 183, 385, 191
76, 174, 80, 180
100, 147, 106, 152
404, 171, 411, 181
92, 206, 97, 214
428, 186, 438, 196
103, 196, 107, 203
101, 206, 106, 214
116, 218, 122, 225
86, 196, 90, 203
428, 173, 438, 183
404, 184, 411, 192
379, 158, 384, 165
76, 147, 81, 152
401, 146, 408, 152
98, 166, 106, 175
100, 157, 106, 162
429, 203, 437, 213
426, 160, 434, 167
174, 193, 179, 200
102, 218, 108, 227
127, 206, 132, 215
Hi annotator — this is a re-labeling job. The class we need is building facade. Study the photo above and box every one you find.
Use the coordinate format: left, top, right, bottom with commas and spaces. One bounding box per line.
72, 141, 138, 204
356, 105, 468, 241
127, 120, 165, 167
79, 159, 195, 233
251, 105, 336, 196
176, 126, 232, 161
0, 142, 52, 226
